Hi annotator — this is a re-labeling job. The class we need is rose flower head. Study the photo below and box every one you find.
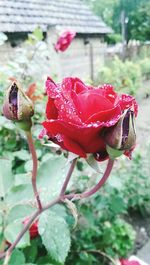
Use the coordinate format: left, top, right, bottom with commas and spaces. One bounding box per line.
54, 30, 76, 52
42, 77, 138, 161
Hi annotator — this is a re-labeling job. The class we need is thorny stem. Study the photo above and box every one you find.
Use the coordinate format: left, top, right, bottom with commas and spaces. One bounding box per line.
0, 158, 114, 261
60, 158, 77, 196
26, 131, 42, 210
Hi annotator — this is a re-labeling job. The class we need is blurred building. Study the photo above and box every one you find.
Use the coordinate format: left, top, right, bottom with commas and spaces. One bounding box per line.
0, 0, 112, 80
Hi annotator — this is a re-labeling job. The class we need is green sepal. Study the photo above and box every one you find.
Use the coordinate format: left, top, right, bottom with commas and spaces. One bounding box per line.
15, 119, 32, 132
106, 145, 123, 160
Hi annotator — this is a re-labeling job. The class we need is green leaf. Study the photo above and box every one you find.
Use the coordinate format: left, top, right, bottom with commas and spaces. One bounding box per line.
13, 150, 30, 161
5, 184, 34, 207
33, 27, 43, 41
37, 255, 59, 265
0, 159, 14, 197
51, 205, 67, 220
23, 239, 38, 263
38, 211, 71, 264
109, 195, 126, 215
15, 173, 31, 186
8, 249, 25, 265
27, 27, 43, 44
106, 145, 123, 160
7, 205, 35, 224
23, 263, 36, 265
37, 155, 69, 202
4, 219, 30, 248
24, 160, 33, 172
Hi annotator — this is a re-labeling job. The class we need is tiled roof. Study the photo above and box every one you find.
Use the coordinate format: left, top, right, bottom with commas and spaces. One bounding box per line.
0, 0, 112, 34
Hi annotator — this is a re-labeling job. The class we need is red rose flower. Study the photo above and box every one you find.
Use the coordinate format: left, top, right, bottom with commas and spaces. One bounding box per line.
42, 77, 138, 161
120, 259, 141, 265
23, 217, 39, 239
54, 30, 76, 52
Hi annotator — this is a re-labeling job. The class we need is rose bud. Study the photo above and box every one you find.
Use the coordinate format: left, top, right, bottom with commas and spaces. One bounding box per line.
104, 109, 136, 153
54, 30, 76, 52
23, 217, 39, 240
3, 81, 34, 129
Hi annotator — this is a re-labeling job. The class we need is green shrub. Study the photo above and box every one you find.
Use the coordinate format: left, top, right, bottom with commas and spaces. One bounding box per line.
66, 199, 135, 264
139, 58, 150, 80
105, 33, 122, 44
123, 151, 150, 215
66, 182, 135, 264
97, 56, 141, 95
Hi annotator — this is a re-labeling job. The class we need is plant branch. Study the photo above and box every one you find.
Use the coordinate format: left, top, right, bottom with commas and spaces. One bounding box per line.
26, 130, 42, 210
82, 249, 117, 265
64, 158, 114, 200
0, 197, 61, 260
3, 251, 10, 265
0, 158, 114, 261
21, 42, 42, 81
60, 158, 77, 196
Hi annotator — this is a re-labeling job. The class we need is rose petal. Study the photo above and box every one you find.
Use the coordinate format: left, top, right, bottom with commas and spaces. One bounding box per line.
63, 136, 86, 157
46, 98, 58, 119
118, 94, 138, 117
46, 77, 61, 98
43, 120, 106, 155
99, 84, 118, 104
86, 104, 121, 124
55, 95, 82, 124
73, 91, 114, 121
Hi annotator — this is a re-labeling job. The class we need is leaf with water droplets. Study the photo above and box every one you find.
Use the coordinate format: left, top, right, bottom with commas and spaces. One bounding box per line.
37, 155, 69, 203
38, 211, 71, 264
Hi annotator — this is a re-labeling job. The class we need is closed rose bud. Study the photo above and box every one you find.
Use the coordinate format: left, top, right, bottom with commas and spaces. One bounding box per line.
3, 81, 34, 122
104, 109, 136, 151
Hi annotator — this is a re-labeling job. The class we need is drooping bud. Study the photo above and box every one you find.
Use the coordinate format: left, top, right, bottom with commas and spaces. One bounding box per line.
104, 109, 136, 152
3, 81, 34, 130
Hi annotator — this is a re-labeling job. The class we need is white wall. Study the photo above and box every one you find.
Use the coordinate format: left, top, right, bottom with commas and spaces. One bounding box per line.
0, 29, 106, 83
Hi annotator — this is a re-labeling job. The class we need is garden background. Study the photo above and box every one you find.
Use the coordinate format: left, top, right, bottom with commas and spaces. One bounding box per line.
0, 0, 150, 264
